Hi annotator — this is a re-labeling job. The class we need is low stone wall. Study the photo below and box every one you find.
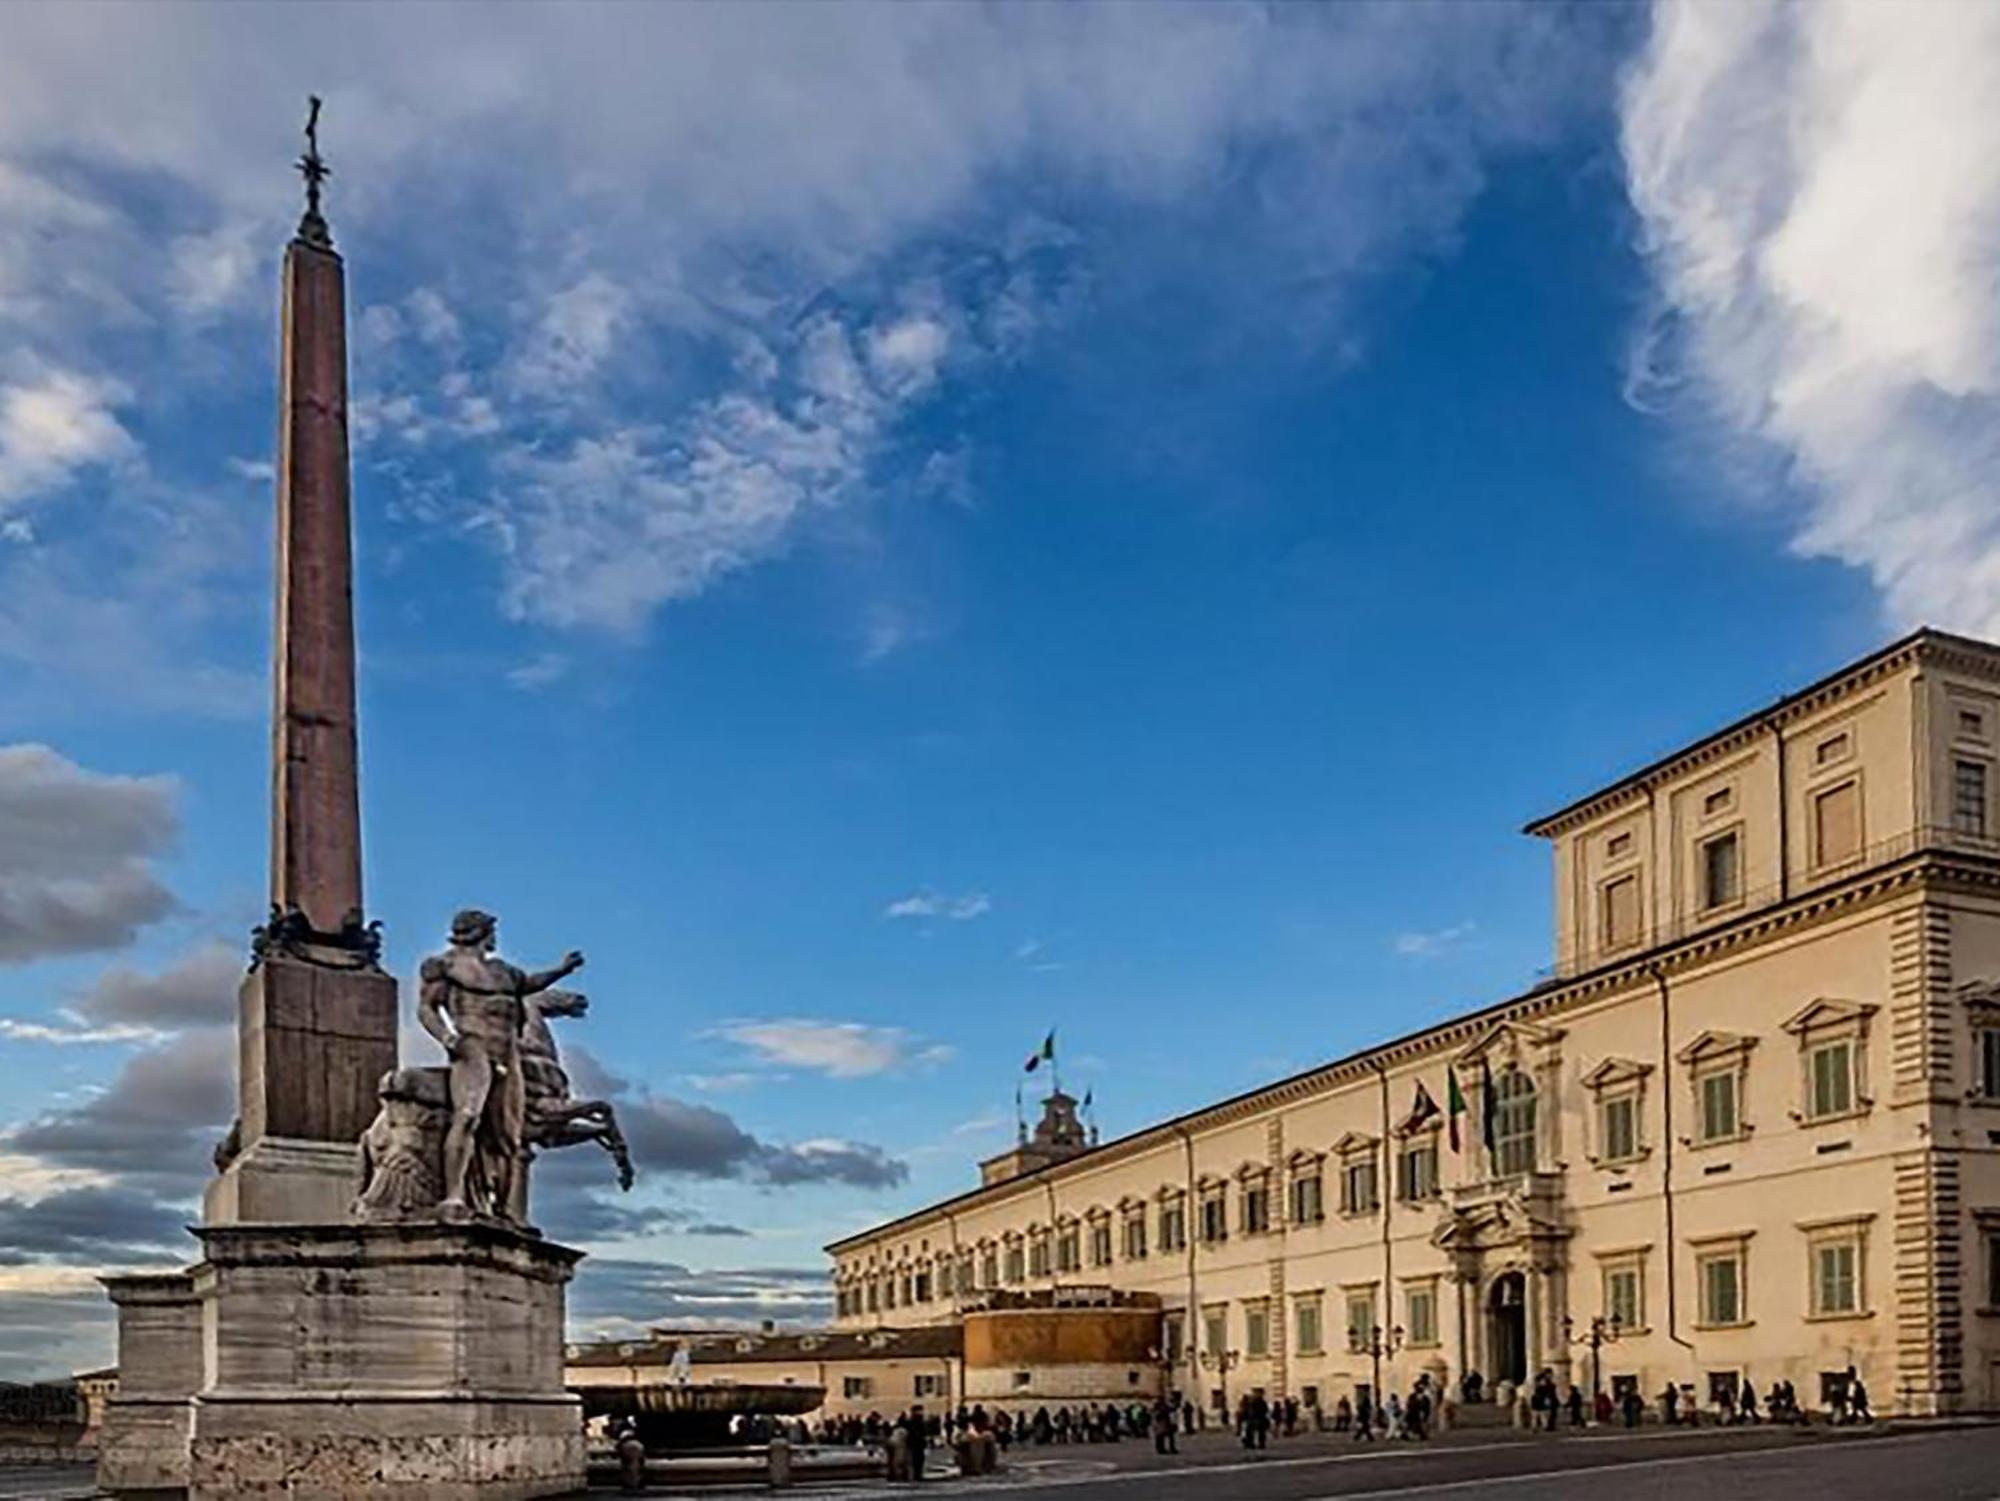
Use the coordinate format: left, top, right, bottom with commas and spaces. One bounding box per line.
963, 1305, 1163, 1407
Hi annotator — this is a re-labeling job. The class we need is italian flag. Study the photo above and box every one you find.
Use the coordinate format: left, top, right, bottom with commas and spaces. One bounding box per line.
1447, 1067, 1467, 1153
1025, 1031, 1056, 1073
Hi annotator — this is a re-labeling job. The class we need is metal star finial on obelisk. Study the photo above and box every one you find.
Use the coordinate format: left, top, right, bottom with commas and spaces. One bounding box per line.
296, 94, 333, 249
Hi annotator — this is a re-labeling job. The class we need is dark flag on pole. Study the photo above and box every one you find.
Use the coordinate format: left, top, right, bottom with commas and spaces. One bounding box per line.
1447, 1068, 1467, 1153
1402, 1082, 1441, 1135
1024, 1031, 1056, 1073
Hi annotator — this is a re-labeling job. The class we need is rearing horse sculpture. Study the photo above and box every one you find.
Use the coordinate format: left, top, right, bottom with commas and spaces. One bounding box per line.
521, 989, 635, 1191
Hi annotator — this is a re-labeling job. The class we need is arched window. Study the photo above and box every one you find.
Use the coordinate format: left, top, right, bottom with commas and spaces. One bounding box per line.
1493, 1068, 1538, 1177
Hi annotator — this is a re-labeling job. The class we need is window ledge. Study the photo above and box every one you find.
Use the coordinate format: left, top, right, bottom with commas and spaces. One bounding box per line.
1684, 1129, 1753, 1151
1794, 1104, 1872, 1128
1805, 1309, 1874, 1324
1589, 1149, 1653, 1169
1692, 1319, 1755, 1332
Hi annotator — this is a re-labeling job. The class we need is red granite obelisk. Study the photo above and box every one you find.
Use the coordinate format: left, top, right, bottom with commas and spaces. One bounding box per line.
204, 105, 397, 1226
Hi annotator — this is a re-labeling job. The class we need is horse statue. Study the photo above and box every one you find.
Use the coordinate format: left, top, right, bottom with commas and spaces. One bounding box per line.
522, 989, 635, 1191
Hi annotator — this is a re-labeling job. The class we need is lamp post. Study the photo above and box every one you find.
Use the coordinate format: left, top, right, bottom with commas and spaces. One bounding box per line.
1561, 1312, 1622, 1403
1198, 1348, 1240, 1422
1348, 1322, 1405, 1404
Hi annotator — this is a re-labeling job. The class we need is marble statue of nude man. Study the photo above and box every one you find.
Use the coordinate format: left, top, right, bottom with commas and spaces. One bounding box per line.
417, 908, 584, 1220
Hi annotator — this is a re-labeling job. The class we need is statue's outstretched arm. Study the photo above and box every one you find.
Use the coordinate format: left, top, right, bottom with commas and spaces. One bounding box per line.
520, 950, 585, 995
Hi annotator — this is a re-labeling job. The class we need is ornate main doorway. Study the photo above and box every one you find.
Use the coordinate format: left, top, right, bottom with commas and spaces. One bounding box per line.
1488, 1272, 1527, 1386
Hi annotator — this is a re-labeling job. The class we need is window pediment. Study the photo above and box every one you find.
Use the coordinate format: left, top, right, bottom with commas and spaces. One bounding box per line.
1455, 1018, 1565, 1069
1117, 1194, 1147, 1214
1955, 978, 2000, 1012
1330, 1131, 1379, 1157
1286, 1148, 1325, 1171
1676, 1029, 1758, 1066
1195, 1173, 1227, 1194
1583, 1056, 1653, 1091
1782, 998, 1877, 1038
1084, 1205, 1110, 1222
1156, 1184, 1185, 1204
1235, 1160, 1271, 1183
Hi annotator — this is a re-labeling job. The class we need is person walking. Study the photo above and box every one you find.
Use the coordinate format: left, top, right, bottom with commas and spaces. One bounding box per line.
1152, 1396, 1178, 1455
1353, 1391, 1376, 1442
1565, 1383, 1585, 1428
1334, 1395, 1352, 1433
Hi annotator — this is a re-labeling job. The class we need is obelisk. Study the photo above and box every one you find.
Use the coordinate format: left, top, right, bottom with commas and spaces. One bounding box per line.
204, 98, 397, 1226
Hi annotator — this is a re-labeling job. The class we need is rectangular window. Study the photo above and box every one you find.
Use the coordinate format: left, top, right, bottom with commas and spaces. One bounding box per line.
1004, 1245, 1024, 1284
1200, 1196, 1228, 1244
1956, 760, 1989, 838
1961, 709, 1987, 741
914, 1374, 946, 1399
1345, 1292, 1376, 1353
844, 1376, 873, 1399
1342, 1158, 1380, 1215
1396, 1143, 1438, 1201
1703, 787, 1733, 817
1291, 1172, 1324, 1224
980, 1251, 999, 1288
1602, 873, 1642, 950
866, 1282, 879, 1312
1159, 1203, 1186, 1252
1601, 1094, 1639, 1161
1812, 1240, 1859, 1317
1123, 1215, 1148, 1261
1607, 831, 1634, 859
1807, 1040, 1855, 1119
1985, 1234, 2000, 1309
1406, 1284, 1437, 1347
1604, 1263, 1642, 1330
1816, 732, 1850, 766
1814, 780, 1862, 866
1982, 1029, 2000, 1101
1090, 1222, 1113, 1267
1242, 1184, 1270, 1234
1164, 1315, 1184, 1365
1204, 1309, 1227, 1357
1698, 1250, 1744, 1327
1028, 1240, 1049, 1278
914, 1270, 931, 1302
1245, 1301, 1270, 1358
1698, 1069, 1739, 1143
1294, 1297, 1323, 1355
1701, 830, 1741, 909
1055, 1229, 1079, 1273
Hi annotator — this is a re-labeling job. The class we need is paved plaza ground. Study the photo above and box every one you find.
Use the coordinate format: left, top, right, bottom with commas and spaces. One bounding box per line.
6, 1421, 1996, 1498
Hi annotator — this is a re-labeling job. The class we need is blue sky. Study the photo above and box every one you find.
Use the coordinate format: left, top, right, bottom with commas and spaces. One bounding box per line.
2, 1, 1997, 1377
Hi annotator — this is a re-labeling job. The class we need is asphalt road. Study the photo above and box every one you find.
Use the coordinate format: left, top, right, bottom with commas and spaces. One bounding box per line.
944, 1425, 2000, 1500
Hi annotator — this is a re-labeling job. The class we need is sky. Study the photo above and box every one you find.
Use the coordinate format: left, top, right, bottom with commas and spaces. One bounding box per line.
2, 0, 1999, 1379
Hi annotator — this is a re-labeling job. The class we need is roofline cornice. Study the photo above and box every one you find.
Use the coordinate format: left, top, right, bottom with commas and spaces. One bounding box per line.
1522, 629, 2000, 840
825, 842, 1992, 1257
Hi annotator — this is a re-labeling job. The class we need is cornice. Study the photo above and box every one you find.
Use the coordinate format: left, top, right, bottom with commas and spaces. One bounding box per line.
825, 843, 1995, 1258
1524, 630, 2000, 840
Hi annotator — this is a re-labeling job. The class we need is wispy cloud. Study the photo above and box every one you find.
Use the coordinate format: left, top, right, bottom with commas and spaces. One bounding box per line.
884, 890, 991, 922
1391, 920, 1476, 959
1622, 0, 2000, 635
710, 1018, 953, 1079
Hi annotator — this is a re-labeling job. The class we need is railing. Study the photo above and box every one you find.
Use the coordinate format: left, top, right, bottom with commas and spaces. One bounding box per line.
1539, 824, 1999, 984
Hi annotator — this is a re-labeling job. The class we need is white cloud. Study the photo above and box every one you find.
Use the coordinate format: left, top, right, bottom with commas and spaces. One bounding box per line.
884, 890, 991, 922
1622, 0, 2000, 634
1391, 920, 1476, 959
0, 370, 134, 510
0, 2, 1609, 654
710, 1018, 953, 1080
505, 651, 571, 691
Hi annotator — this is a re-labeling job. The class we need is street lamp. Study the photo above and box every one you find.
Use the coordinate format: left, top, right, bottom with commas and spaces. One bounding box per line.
1198, 1348, 1240, 1421
1561, 1312, 1623, 1403
1347, 1323, 1404, 1404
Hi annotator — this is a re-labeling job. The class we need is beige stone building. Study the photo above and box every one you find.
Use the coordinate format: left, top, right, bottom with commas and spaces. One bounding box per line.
827, 628, 2000, 1418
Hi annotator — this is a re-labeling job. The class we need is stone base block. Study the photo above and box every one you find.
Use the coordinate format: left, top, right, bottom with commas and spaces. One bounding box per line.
98, 1219, 585, 1500
189, 1394, 584, 1501
203, 1135, 361, 1226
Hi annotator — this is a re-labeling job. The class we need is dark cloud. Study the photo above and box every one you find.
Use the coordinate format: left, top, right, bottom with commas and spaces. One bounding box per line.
685, 1222, 751, 1238
69, 941, 241, 1030
6, 1027, 232, 1198
0, 744, 179, 963
568, 1258, 831, 1338
0, 1186, 188, 1261
572, 1044, 910, 1191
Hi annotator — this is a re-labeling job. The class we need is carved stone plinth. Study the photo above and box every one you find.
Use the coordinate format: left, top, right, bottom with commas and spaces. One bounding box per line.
99, 1272, 202, 1498
206, 955, 396, 1226
177, 1220, 585, 1501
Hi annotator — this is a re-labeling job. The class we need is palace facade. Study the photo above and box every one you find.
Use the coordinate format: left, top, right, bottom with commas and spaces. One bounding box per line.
826, 628, 2000, 1418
